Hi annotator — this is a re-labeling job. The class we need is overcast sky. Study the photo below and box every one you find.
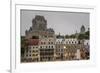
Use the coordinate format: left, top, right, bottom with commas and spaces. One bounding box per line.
20, 10, 89, 36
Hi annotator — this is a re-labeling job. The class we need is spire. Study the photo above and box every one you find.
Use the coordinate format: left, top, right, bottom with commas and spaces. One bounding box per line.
80, 25, 85, 33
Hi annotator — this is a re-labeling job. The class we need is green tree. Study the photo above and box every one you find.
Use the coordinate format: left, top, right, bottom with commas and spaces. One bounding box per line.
69, 34, 76, 38
65, 35, 69, 38
21, 36, 28, 57
77, 33, 85, 40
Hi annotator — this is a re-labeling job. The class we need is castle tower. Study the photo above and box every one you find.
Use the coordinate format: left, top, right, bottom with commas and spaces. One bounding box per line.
25, 15, 55, 39
32, 15, 47, 31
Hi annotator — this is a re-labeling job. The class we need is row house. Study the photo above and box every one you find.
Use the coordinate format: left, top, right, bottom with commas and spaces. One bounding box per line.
24, 39, 39, 62
55, 38, 81, 60
39, 37, 55, 61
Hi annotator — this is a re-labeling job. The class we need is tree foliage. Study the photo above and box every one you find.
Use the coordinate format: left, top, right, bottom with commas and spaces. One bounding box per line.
77, 30, 89, 40
21, 36, 28, 57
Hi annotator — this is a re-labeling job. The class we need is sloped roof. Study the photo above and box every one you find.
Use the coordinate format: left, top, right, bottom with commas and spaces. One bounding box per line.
28, 39, 39, 46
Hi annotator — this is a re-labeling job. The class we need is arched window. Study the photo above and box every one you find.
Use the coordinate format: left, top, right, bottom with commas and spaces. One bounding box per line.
69, 41, 70, 44
44, 42, 45, 44
78, 41, 81, 44
72, 41, 73, 44
51, 42, 53, 44
40, 46, 42, 48
49, 46, 50, 48
51, 46, 53, 48
48, 42, 50, 44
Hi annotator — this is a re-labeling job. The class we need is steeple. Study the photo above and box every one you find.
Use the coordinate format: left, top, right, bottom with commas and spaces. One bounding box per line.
80, 25, 85, 33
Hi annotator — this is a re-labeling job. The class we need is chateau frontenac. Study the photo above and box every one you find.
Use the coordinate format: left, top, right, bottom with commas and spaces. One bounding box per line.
25, 15, 55, 39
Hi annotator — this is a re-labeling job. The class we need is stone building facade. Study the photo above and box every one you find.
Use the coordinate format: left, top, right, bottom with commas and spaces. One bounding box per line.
55, 38, 79, 60
23, 15, 55, 62
39, 37, 55, 61
55, 38, 89, 60
24, 39, 39, 62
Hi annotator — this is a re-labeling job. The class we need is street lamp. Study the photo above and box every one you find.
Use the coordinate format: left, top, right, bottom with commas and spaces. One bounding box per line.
63, 46, 66, 49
